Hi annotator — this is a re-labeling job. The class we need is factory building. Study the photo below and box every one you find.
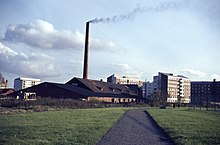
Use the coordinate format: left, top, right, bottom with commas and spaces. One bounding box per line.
10, 77, 138, 102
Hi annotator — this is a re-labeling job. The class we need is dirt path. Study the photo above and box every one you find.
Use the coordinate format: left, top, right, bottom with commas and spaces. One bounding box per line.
96, 110, 174, 145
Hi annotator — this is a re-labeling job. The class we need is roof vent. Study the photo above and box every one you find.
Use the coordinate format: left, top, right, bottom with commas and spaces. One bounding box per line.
72, 83, 78, 86
97, 86, 103, 91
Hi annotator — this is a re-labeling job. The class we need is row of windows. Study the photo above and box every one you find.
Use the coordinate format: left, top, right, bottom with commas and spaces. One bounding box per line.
168, 99, 177, 103
192, 85, 211, 87
192, 88, 211, 90
168, 96, 178, 98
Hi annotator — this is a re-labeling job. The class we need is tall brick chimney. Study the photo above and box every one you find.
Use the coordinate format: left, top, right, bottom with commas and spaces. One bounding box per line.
83, 22, 90, 79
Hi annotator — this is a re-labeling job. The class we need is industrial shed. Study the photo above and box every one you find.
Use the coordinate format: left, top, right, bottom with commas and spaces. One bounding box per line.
9, 77, 138, 102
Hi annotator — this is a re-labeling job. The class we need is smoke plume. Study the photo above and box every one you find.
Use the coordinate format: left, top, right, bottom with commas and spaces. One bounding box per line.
89, 0, 189, 24
89, 5, 143, 23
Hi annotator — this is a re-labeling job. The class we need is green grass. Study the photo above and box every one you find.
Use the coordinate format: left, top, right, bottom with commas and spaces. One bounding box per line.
0, 108, 130, 145
147, 108, 220, 145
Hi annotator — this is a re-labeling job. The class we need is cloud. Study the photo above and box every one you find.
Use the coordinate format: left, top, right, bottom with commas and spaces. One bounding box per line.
211, 74, 220, 80
112, 63, 131, 70
180, 68, 206, 78
0, 42, 61, 79
3, 19, 118, 51
111, 63, 143, 79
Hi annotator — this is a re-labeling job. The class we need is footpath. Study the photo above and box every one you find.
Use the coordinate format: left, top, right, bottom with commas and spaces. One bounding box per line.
96, 110, 174, 145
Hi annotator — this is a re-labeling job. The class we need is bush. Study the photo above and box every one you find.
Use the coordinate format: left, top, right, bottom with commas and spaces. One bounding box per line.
0, 98, 147, 114
0, 98, 95, 110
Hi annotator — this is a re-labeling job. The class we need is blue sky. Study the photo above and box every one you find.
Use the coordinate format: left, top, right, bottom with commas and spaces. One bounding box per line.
0, 0, 220, 87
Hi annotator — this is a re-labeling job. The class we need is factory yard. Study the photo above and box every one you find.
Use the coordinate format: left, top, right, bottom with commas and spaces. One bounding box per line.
0, 107, 220, 145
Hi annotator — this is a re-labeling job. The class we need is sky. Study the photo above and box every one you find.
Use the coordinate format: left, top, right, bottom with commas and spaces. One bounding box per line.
0, 0, 220, 87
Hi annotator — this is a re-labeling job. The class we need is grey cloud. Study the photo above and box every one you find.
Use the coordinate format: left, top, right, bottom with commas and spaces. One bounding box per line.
4, 19, 118, 51
211, 74, 220, 80
0, 42, 61, 79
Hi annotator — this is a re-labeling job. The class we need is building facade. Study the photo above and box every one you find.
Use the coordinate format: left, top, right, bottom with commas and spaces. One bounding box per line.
14, 77, 41, 91
142, 81, 154, 98
151, 72, 191, 104
0, 80, 8, 89
0, 73, 8, 89
107, 74, 143, 87
191, 79, 220, 107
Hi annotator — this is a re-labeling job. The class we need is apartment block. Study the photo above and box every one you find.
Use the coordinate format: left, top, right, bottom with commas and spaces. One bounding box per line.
152, 72, 191, 104
142, 81, 154, 98
14, 77, 41, 91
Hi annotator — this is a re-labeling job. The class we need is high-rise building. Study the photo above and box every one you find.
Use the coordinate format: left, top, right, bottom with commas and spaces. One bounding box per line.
150, 72, 191, 104
142, 81, 153, 98
14, 77, 41, 91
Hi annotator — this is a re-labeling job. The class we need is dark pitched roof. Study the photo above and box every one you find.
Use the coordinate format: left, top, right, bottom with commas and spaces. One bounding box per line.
52, 83, 94, 96
10, 82, 94, 97
10, 78, 138, 99
0, 88, 14, 96
67, 78, 129, 93
66, 77, 137, 98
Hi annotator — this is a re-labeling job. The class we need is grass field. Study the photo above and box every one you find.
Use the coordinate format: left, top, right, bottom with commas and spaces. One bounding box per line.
147, 108, 220, 145
0, 108, 130, 145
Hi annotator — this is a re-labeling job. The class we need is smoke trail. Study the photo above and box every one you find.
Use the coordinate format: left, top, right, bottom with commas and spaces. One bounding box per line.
89, 0, 190, 24
89, 5, 143, 23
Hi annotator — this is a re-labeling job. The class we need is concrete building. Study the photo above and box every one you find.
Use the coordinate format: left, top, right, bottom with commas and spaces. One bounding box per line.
191, 79, 220, 107
0, 73, 8, 89
152, 76, 159, 94
148, 72, 191, 104
142, 81, 154, 98
14, 77, 41, 91
0, 80, 8, 89
107, 74, 143, 87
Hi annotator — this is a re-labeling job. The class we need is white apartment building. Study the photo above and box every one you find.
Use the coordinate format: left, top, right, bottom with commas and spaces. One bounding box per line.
14, 77, 41, 91
107, 74, 143, 87
156, 72, 191, 104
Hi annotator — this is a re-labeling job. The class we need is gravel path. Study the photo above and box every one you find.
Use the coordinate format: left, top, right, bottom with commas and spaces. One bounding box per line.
96, 110, 174, 145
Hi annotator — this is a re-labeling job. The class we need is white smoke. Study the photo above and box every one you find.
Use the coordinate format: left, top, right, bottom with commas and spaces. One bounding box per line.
89, 5, 143, 23
89, 0, 190, 24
